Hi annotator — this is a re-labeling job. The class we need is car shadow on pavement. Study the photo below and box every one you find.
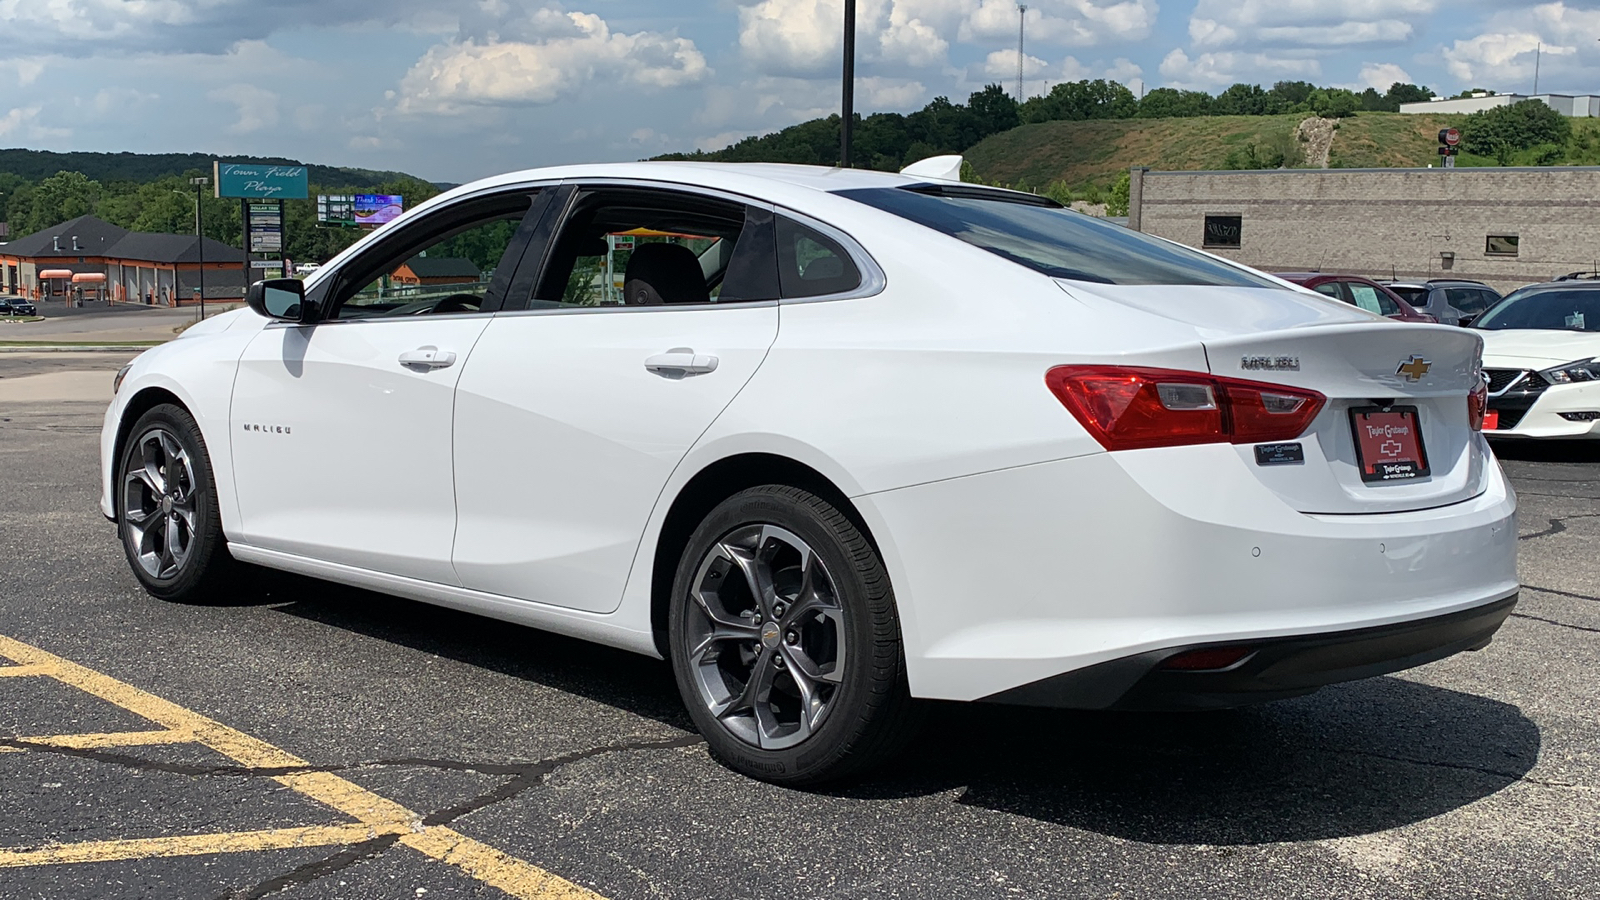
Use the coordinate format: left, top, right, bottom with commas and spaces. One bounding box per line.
843, 675, 1538, 845
261, 573, 695, 731
1489, 438, 1600, 463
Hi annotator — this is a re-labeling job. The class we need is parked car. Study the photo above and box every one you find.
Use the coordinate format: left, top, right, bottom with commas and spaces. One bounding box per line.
1473, 279, 1600, 437
0, 295, 38, 317
102, 161, 1518, 784
1276, 273, 1436, 322
1381, 279, 1501, 327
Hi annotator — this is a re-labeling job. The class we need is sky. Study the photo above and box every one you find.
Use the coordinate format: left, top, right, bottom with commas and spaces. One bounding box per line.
1, 1, 1597, 184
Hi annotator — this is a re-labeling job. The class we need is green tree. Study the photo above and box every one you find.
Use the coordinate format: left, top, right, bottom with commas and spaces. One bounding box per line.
1212, 83, 1272, 116
1269, 81, 1319, 109
1106, 171, 1131, 216
1385, 83, 1434, 106
1020, 79, 1137, 124
17, 170, 101, 233
1308, 88, 1359, 118
1461, 100, 1572, 162
1137, 88, 1212, 118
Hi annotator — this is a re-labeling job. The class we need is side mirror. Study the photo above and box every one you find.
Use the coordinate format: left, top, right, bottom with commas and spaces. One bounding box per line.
246, 279, 311, 323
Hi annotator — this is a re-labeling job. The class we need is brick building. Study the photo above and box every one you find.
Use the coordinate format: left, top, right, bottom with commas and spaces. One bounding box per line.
0, 215, 245, 305
1128, 166, 1600, 292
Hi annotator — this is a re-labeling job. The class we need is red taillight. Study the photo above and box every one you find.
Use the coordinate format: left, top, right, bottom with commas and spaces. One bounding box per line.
1468, 376, 1488, 432
1045, 366, 1326, 451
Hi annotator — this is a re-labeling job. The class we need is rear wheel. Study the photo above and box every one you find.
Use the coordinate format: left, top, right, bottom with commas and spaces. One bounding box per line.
118, 404, 238, 603
668, 485, 918, 785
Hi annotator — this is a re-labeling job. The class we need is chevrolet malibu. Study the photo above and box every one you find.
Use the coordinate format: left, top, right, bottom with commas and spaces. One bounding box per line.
102, 161, 1519, 784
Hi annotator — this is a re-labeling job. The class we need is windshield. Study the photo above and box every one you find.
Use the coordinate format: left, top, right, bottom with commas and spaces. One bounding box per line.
835, 186, 1281, 288
1473, 288, 1600, 332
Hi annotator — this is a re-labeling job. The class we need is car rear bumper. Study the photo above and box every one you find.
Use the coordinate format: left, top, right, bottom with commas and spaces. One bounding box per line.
982, 594, 1517, 710
857, 449, 1518, 703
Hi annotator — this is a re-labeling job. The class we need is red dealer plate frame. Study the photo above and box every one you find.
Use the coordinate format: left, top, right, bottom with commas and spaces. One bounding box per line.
1350, 406, 1430, 483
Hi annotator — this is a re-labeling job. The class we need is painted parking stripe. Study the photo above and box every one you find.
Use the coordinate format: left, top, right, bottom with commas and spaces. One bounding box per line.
0, 635, 607, 900
0, 664, 48, 677
20, 729, 194, 750
0, 824, 389, 868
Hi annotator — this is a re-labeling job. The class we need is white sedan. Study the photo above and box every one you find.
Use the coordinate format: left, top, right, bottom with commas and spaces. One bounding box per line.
1475, 281, 1600, 437
102, 160, 1519, 784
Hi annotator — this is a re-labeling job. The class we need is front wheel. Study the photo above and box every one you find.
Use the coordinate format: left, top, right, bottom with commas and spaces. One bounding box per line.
668, 486, 918, 785
117, 404, 238, 603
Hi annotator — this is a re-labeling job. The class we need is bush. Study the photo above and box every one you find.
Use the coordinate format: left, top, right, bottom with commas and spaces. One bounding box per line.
1461, 100, 1572, 163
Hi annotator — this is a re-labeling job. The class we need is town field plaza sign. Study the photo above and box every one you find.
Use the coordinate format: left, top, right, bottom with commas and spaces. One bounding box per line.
213, 162, 309, 200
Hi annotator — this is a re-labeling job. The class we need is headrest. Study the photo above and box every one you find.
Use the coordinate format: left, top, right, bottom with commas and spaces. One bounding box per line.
623, 243, 709, 306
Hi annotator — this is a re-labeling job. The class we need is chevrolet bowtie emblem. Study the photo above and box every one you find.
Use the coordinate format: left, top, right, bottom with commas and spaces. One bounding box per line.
1396, 356, 1432, 382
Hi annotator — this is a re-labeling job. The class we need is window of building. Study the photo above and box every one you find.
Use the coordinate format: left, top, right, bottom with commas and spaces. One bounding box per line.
1203, 215, 1242, 249
1486, 234, 1519, 257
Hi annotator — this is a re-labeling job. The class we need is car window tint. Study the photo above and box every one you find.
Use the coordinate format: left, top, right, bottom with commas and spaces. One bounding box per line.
776, 217, 862, 298
1388, 286, 1428, 307
1446, 287, 1491, 316
836, 185, 1280, 288
1348, 283, 1398, 316
1312, 283, 1345, 301
332, 194, 535, 320
1475, 289, 1600, 331
532, 188, 772, 307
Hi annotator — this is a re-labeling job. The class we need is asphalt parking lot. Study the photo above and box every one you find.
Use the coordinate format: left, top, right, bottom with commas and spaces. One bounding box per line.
0, 353, 1595, 899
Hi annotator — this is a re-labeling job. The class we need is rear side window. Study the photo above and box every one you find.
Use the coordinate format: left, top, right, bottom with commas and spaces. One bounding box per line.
1348, 283, 1399, 316
1312, 283, 1345, 301
1388, 286, 1428, 307
836, 186, 1279, 288
776, 216, 861, 298
1447, 287, 1492, 317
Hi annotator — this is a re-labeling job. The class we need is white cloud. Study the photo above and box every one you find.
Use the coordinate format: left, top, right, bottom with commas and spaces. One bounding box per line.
1159, 48, 1321, 90
396, 11, 709, 114
961, 0, 1157, 47
1442, 3, 1597, 88
738, 0, 953, 76
207, 84, 281, 134
0, 105, 68, 142
1354, 62, 1413, 91
1187, 0, 1435, 50
0, 106, 40, 139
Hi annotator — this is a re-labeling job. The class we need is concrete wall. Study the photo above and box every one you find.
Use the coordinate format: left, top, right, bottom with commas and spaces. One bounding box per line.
1133, 167, 1600, 292
1401, 96, 1519, 115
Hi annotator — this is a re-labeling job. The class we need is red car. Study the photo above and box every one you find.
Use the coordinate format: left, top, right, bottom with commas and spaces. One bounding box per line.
1274, 273, 1438, 323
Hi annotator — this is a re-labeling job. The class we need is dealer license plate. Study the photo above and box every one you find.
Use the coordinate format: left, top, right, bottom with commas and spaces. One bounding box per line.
1350, 406, 1430, 483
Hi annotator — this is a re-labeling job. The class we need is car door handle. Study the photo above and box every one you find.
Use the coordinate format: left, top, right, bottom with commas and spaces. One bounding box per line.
645, 349, 719, 379
398, 346, 457, 370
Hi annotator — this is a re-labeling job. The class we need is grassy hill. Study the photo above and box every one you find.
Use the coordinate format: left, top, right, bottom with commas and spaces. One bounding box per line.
0, 148, 415, 188
964, 112, 1600, 190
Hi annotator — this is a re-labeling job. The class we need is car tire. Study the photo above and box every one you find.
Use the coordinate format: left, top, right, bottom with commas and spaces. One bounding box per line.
117, 404, 239, 603
668, 485, 919, 785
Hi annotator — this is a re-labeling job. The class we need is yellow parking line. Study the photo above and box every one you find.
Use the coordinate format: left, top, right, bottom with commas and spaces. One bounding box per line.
0, 823, 393, 868
0, 635, 607, 899
20, 729, 194, 750
0, 664, 48, 677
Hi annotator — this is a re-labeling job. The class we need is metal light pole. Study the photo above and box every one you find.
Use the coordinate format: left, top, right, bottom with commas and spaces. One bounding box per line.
841, 0, 856, 168
190, 177, 208, 320
1017, 5, 1028, 102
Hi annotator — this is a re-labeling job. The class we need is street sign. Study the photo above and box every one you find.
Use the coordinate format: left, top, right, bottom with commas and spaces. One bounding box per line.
1438, 128, 1461, 147
247, 201, 284, 253
214, 162, 309, 200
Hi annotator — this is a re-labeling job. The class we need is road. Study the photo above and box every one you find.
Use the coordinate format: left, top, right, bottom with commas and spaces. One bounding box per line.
0, 352, 1595, 899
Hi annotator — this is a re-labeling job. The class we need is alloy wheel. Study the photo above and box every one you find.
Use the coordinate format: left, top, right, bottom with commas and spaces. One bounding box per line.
682, 524, 847, 750
122, 428, 199, 580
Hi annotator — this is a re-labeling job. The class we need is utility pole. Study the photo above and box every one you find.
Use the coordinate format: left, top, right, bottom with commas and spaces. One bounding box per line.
1534, 42, 1541, 95
1017, 5, 1028, 102
841, 0, 856, 168
190, 177, 208, 320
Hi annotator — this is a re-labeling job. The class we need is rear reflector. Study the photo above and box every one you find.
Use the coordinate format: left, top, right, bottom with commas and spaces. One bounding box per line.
1045, 366, 1326, 451
1468, 376, 1488, 432
1160, 646, 1253, 671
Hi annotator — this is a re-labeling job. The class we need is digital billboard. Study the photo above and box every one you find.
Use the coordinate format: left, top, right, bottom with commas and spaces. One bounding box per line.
317, 194, 404, 227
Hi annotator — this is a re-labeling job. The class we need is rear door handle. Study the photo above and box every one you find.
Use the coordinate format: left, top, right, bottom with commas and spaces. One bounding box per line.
398, 346, 457, 370
645, 349, 719, 379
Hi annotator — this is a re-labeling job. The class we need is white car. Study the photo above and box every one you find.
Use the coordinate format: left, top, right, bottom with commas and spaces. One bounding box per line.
102, 161, 1519, 784
1475, 281, 1600, 437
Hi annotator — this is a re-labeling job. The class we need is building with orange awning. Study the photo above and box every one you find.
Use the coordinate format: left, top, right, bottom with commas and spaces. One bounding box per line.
0, 215, 245, 306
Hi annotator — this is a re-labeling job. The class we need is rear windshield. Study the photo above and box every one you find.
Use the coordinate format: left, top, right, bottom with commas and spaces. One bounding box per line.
1388, 286, 1428, 306
1475, 288, 1600, 332
834, 186, 1280, 288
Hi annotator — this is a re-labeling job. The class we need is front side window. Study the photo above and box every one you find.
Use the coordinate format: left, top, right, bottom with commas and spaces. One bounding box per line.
1475, 289, 1600, 332
331, 194, 535, 320
531, 188, 775, 308
836, 186, 1277, 288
